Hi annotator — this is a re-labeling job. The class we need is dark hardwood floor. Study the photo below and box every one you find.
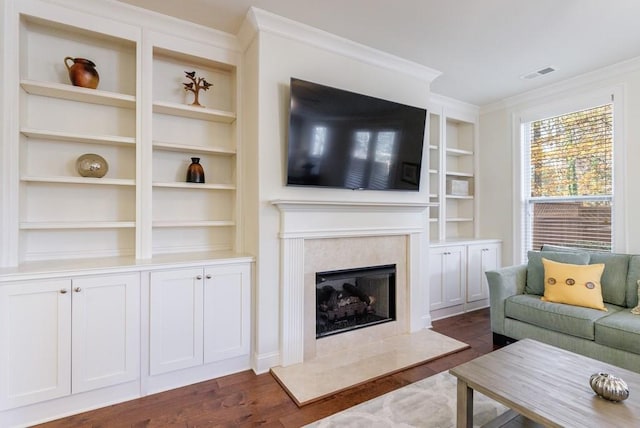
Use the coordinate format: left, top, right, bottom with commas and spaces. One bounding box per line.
37, 308, 497, 428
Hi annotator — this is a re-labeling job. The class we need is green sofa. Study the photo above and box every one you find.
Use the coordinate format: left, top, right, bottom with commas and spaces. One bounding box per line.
486, 245, 640, 373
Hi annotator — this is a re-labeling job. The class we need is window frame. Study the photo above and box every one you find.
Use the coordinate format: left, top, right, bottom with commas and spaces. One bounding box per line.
512, 86, 627, 263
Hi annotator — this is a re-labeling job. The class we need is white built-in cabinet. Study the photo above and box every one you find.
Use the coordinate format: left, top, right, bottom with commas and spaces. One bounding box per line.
467, 242, 501, 303
427, 97, 501, 320
149, 267, 205, 375
429, 245, 466, 311
429, 240, 501, 320
0, 273, 140, 410
0, 1, 252, 426
149, 263, 250, 376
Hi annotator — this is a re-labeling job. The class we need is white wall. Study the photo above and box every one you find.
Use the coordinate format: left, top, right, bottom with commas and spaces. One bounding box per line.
478, 59, 640, 266
241, 14, 436, 372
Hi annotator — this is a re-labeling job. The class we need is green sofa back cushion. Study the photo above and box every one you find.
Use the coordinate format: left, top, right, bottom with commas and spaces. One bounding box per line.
588, 253, 629, 306
526, 250, 590, 295
540, 245, 632, 306
626, 256, 640, 308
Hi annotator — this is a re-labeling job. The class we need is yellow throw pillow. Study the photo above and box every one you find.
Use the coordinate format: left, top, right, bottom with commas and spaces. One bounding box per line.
541, 258, 607, 311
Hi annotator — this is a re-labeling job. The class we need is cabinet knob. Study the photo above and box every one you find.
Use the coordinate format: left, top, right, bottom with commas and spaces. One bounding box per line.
60, 289, 68, 294
74, 287, 82, 292
206, 274, 212, 279
196, 275, 203, 280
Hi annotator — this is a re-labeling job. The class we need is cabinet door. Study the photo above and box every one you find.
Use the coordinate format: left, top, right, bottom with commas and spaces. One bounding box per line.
429, 246, 466, 310
443, 246, 466, 306
429, 249, 446, 310
0, 279, 71, 409
71, 273, 140, 393
467, 243, 501, 303
203, 264, 251, 363
149, 268, 204, 375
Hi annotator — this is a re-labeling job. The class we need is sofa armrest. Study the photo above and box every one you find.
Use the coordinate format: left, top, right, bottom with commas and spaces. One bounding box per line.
485, 264, 527, 335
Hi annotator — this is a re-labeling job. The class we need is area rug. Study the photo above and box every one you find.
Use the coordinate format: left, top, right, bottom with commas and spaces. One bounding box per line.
271, 329, 469, 406
304, 371, 508, 427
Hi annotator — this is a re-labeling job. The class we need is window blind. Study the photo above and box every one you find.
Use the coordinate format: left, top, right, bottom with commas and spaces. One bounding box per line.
525, 104, 613, 253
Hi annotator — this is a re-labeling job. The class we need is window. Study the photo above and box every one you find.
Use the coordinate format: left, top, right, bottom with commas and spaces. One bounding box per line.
522, 103, 613, 255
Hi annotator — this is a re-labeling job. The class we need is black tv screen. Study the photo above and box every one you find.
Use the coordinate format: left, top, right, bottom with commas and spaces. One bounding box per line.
286, 78, 427, 191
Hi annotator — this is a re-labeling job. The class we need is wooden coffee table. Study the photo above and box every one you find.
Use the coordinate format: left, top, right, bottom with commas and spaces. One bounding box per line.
449, 339, 640, 428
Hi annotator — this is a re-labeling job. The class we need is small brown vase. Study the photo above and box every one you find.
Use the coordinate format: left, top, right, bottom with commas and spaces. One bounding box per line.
186, 157, 205, 183
64, 57, 99, 89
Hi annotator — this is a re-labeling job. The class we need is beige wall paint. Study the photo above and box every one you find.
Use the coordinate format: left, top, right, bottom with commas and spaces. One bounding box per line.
477, 108, 513, 262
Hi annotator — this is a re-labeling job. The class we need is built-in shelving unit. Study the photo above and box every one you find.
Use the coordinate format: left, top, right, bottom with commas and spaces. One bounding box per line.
14, 13, 138, 263
1, 3, 241, 266
148, 40, 238, 258
428, 98, 478, 242
0, 3, 251, 426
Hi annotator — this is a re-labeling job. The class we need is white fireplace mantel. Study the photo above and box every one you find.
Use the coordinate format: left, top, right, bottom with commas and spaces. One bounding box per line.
271, 200, 434, 239
271, 199, 433, 366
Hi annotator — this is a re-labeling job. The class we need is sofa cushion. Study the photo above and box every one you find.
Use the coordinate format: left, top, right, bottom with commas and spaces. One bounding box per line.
504, 294, 620, 340
526, 250, 590, 296
589, 252, 630, 306
540, 258, 606, 311
626, 256, 640, 308
595, 309, 640, 355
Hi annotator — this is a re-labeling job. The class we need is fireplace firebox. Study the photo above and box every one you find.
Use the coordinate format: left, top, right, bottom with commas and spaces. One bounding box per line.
316, 264, 396, 338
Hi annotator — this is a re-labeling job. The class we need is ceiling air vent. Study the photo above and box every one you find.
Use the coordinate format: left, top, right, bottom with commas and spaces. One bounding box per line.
521, 66, 556, 80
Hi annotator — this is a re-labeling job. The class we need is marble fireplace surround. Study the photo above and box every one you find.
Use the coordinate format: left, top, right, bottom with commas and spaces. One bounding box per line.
272, 200, 430, 367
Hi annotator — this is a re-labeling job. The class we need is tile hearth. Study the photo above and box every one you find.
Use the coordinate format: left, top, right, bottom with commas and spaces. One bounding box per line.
270, 329, 469, 406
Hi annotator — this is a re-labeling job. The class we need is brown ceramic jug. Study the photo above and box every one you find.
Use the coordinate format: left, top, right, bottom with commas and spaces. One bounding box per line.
64, 57, 99, 89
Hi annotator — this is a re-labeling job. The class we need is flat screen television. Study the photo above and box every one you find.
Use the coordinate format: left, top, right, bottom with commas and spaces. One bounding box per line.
286, 78, 427, 191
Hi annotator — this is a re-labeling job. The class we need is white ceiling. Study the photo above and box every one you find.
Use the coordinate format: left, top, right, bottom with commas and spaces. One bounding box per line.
117, 0, 640, 106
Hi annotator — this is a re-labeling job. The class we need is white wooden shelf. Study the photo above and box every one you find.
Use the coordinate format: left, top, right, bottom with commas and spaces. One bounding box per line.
446, 194, 474, 200
152, 182, 235, 190
153, 141, 235, 155
20, 221, 135, 230
445, 170, 474, 178
153, 101, 236, 123
21, 128, 136, 146
20, 80, 136, 108
21, 176, 136, 186
153, 220, 235, 228
446, 147, 473, 156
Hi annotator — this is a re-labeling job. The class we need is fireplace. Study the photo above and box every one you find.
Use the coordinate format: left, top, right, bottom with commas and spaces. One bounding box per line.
271, 200, 431, 368
316, 264, 396, 338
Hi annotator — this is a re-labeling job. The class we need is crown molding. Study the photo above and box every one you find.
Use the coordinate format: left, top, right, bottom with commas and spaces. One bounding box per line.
241, 7, 441, 83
